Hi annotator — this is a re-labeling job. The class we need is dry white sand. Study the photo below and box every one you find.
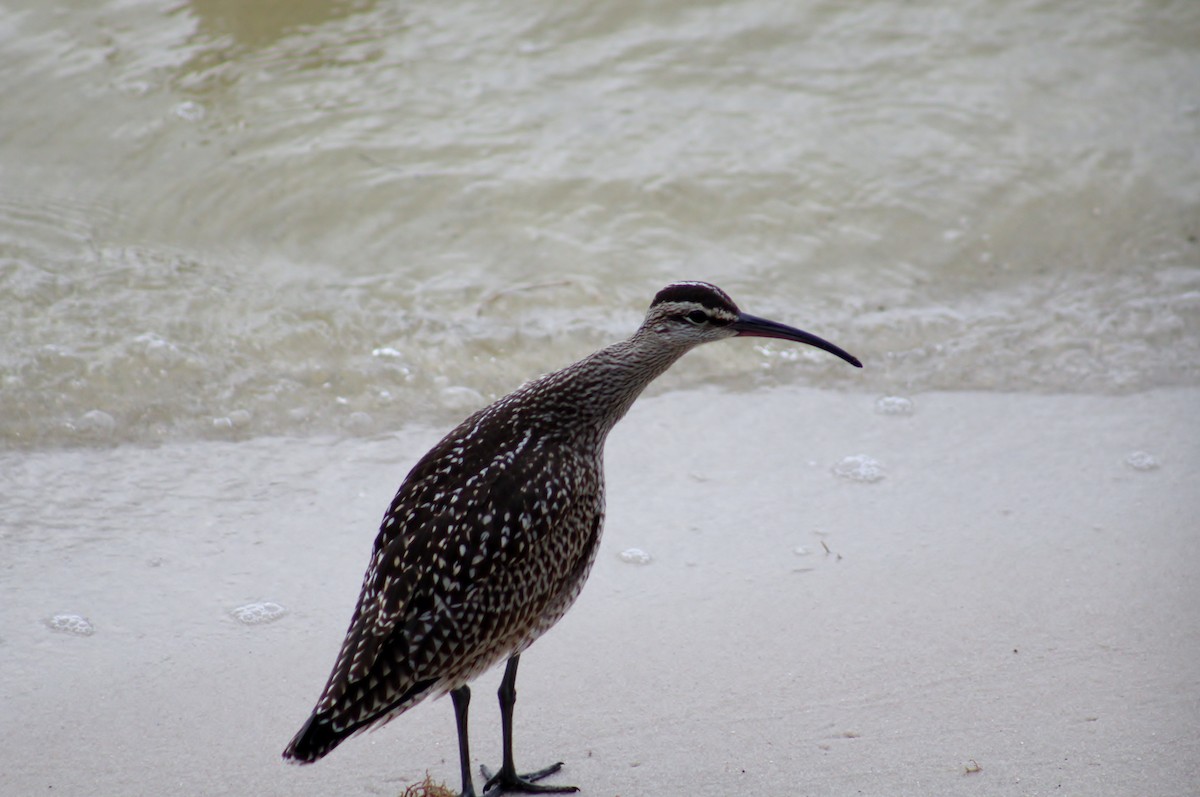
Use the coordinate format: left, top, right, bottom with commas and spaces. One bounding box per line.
2, 387, 1197, 796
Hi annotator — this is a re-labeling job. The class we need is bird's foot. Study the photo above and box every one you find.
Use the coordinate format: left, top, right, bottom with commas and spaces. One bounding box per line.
480, 761, 578, 795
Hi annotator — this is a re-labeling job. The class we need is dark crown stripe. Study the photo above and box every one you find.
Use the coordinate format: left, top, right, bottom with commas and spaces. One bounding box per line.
650, 281, 740, 314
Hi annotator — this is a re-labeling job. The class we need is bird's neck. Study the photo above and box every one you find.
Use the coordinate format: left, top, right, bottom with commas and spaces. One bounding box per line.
521, 329, 689, 445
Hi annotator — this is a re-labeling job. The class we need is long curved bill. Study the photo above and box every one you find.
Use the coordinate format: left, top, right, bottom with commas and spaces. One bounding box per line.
732, 313, 863, 368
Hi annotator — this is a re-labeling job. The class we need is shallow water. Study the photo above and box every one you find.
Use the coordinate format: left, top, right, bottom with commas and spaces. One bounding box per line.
2, 0, 1198, 447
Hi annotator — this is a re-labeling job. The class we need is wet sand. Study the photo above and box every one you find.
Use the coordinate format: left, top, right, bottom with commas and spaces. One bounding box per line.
1, 387, 1197, 796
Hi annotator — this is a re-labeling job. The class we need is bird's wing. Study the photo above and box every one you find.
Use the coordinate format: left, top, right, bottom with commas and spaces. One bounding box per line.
314, 437, 585, 712
311, 496, 442, 712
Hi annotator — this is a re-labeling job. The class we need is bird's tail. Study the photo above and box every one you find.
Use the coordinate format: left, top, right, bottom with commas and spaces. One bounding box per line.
282, 712, 350, 764
282, 677, 441, 764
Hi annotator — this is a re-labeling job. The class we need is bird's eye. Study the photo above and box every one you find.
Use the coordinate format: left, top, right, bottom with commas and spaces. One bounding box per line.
685, 310, 708, 325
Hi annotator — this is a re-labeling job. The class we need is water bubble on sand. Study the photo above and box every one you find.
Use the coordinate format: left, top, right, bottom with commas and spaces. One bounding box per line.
1124, 451, 1160, 471
46, 614, 95, 636
372, 347, 402, 358
619, 547, 652, 565
793, 545, 810, 556
833, 455, 885, 483
231, 602, 287, 625
875, 395, 914, 416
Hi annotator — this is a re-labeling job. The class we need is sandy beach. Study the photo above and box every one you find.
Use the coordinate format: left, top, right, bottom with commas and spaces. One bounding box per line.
2, 385, 1196, 796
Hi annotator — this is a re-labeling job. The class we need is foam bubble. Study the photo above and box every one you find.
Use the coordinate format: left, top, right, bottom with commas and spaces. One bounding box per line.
78, 409, 115, 435
619, 547, 652, 565
440, 386, 486, 410
46, 614, 95, 636
833, 455, 886, 483
1124, 451, 1160, 471
346, 411, 373, 430
875, 395, 914, 416
174, 101, 206, 122
231, 601, 287, 625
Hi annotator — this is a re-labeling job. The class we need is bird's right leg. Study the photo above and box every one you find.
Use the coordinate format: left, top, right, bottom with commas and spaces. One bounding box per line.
451, 686, 479, 797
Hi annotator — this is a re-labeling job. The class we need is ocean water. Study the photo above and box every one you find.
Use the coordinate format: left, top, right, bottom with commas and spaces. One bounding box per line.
2, 0, 1197, 448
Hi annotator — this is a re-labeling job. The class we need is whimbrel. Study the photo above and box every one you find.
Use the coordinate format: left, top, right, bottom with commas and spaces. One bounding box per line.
283, 281, 861, 795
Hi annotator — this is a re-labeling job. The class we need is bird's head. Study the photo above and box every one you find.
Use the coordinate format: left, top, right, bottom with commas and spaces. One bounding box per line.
642, 281, 862, 368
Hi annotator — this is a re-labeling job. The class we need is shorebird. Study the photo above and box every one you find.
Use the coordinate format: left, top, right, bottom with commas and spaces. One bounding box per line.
283, 281, 861, 796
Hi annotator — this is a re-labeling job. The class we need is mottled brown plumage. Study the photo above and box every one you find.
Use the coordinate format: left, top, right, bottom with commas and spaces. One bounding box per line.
283, 282, 861, 796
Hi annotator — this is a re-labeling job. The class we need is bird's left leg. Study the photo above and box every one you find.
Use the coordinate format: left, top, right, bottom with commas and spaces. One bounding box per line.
481, 655, 578, 795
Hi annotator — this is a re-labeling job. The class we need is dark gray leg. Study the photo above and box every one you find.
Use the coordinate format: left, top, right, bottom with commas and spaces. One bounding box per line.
451, 686, 478, 797
481, 655, 578, 795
